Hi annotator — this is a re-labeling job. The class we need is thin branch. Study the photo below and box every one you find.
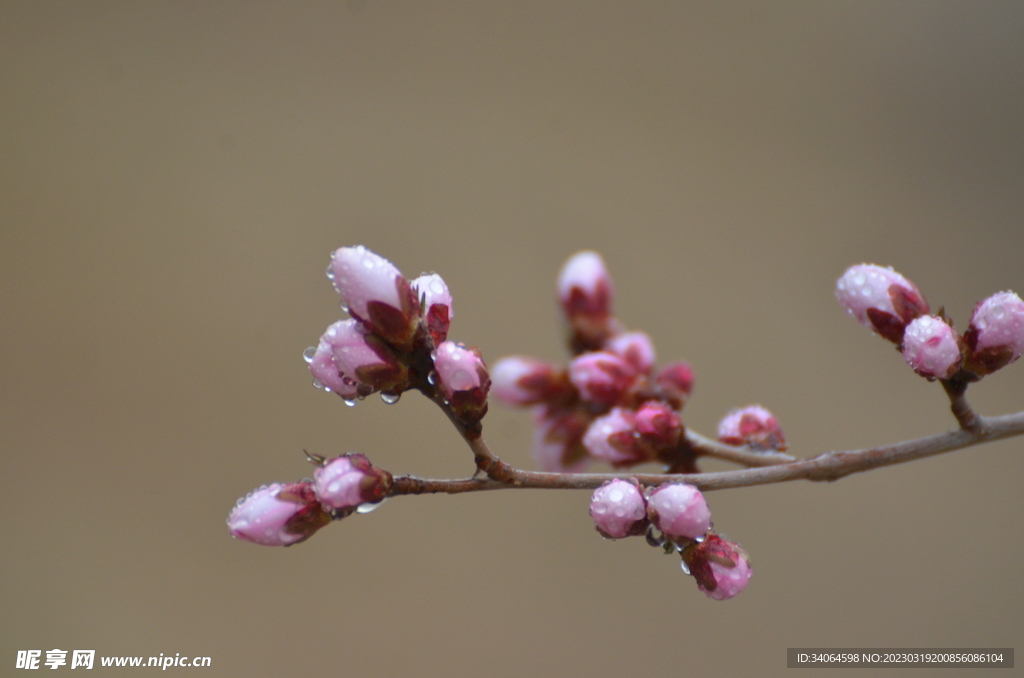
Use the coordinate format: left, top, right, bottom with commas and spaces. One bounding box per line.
390, 410, 1024, 496
685, 430, 796, 467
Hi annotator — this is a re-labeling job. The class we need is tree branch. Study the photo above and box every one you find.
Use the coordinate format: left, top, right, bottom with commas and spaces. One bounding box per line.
390, 410, 1024, 496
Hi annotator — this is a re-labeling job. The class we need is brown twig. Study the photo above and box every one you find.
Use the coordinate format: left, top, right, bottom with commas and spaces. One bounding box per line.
390, 390, 1024, 496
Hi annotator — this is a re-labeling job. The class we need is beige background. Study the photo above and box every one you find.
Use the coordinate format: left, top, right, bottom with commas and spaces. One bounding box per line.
2, 2, 1022, 676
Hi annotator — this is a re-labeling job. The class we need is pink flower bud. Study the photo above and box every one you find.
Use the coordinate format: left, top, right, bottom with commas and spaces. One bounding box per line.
321, 319, 405, 392
634, 400, 683, 451
532, 405, 591, 472
835, 264, 929, 344
307, 341, 362, 399
434, 341, 490, 425
558, 251, 614, 320
965, 291, 1024, 375
655, 361, 694, 408
901, 315, 963, 379
227, 482, 331, 547
589, 479, 648, 539
568, 351, 637, 406
605, 331, 656, 375
559, 251, 618, 352
329, 246, 420, 347
647, 483, 711, 541
411, 273, 453, 345
491, 356, 570, 406
717, 405, 786, 451
682, 534, 752, 601
313, 453, 393, 510
583, 408, 649, 468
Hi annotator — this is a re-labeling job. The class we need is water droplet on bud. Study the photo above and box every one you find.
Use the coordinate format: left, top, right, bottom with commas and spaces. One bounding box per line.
312, 378, 325, 390
680, 560, 691, 575
302, 346, 317, 363
356, 497, 388, 513
380, 392, 401, 405
342, 398, 357, 407
427, 371, 438, 385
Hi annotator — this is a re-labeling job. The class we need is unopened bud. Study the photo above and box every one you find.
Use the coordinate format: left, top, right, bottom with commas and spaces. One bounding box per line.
681, 533, 752, 601
434, 341, 490, 425
836, 264, 929, 344
901, 315, 963, 379
605, 331, 656, 375
589, 479, 648, 539
313, 453, 393, 510
655, 361, 694, 408
558, 251, 616, 351
491, 356, 571, 406
321, 319, 406, 393
647, 483, 711, 541
583, 408, 649, 468
411, 273, 453, 345
329, 246, 420, 347
717, 405, 786, 451
568, 351, 637, 407
227, 482, 330, 547
965, 291, 1024, 376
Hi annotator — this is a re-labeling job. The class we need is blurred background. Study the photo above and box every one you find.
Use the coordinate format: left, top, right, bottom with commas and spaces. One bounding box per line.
2, 2, 1022, 676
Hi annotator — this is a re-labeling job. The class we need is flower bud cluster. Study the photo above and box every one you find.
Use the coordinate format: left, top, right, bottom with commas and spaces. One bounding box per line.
836, 264, 1024, 381
228, 453, 392, 547
492, 251, 694, 471
307, 246, 489, 426
588, 479, 750, 599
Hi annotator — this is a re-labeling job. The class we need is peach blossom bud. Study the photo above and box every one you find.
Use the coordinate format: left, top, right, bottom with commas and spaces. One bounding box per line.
321, 319, 405, 393
568, 351, 637, 406
491, 356, 570, 406
434, 341, 490, 425
329, 246, 420, 347
717, 405, 786, 451
836, 264, 929, 344
583, 408, 648, 467
655, 361, 694, 408
532, 405, 591, 472
682, 533, 752, 601
590, 479, 649, 539
307, 341, 362, 399
605, 331, 656, 374
965, 291, 1024, 375
901, 315, 962, 379
411, 273, 453, 345
647, 483, 711, 541
313, 453, 392, 510
558, 251, 614, 320
228, 482, 330, 547
634, 400, 683, 451
559, 251, 617, 352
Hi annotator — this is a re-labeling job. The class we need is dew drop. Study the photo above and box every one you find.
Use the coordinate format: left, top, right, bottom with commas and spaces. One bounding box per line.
302, 346, 317, 363
593, 504, 607, 515
427, 371, 438, 385
380, 392, 401, 405
680, 560, 691, 575
993, 304, 1006, 319
608, 489, 624, 503
356, 497, 388, 513
312, 378, 325, 390
342, 398, 357, 407
325, 263, 335, 280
